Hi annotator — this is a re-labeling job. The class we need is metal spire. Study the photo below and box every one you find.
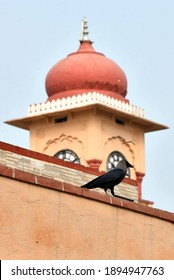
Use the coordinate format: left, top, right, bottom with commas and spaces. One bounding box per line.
80, 17, 89, 41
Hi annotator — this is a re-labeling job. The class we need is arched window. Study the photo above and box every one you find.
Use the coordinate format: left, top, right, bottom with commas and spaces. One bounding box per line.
106, 151, 130, 178
54, 149, 80, 164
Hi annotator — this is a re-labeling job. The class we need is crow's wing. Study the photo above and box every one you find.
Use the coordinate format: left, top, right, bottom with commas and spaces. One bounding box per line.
81, 168, 126, 189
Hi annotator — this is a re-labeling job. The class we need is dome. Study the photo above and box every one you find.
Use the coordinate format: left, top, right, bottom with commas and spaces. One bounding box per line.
45, 20, 127, 101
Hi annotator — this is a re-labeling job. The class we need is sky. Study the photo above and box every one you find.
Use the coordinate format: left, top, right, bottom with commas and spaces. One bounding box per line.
0, 0, 174, 213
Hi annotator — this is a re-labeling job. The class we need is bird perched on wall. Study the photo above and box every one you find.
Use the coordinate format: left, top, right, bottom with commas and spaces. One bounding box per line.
81, 159, 133, 197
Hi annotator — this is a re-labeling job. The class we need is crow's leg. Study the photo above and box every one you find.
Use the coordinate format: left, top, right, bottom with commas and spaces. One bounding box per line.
110, 187, 117, 197
104, 188, 110, 195
104, 188, 108, 195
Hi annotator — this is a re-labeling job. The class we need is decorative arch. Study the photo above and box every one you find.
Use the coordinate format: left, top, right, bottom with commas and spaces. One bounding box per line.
104, 135, 135, 161
43, 133, 83, 156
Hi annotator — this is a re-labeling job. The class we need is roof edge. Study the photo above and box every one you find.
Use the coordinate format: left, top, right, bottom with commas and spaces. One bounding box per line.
5, 92, 168, 132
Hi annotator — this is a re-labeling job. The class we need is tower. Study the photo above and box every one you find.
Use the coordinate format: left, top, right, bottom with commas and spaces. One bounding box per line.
6, 18, 167, 202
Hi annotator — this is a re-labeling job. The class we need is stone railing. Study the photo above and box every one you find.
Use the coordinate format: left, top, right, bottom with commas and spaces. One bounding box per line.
28, 92, 144, 118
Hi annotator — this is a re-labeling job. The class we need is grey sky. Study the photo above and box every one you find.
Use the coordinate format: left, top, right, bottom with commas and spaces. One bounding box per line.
0, 0, 174, 212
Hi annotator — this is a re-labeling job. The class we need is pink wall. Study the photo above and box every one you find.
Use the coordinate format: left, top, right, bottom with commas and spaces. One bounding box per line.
0, 175, 173, 260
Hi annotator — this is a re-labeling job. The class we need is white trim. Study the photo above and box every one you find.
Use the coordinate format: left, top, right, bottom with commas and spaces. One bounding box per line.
28, 92, 144, 118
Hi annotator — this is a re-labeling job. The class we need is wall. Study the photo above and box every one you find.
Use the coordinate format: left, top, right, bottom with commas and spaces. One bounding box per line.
0, 175, 174, 260
0, 142, 173, 260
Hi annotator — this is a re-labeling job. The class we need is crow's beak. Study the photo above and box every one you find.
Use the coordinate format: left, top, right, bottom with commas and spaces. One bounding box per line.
127, 161, 134, 168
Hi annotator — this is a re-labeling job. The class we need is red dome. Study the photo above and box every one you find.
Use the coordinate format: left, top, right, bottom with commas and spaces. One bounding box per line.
45, 41, 127, 101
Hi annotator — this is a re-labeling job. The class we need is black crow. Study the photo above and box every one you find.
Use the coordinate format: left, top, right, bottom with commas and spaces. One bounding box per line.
81, 159, 133, 197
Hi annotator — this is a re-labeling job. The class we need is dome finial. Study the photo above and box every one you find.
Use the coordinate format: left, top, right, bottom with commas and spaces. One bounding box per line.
80, 17, 89, 41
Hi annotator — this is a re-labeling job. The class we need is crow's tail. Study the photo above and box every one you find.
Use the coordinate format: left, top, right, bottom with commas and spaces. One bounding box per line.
81, 182, 96, 189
